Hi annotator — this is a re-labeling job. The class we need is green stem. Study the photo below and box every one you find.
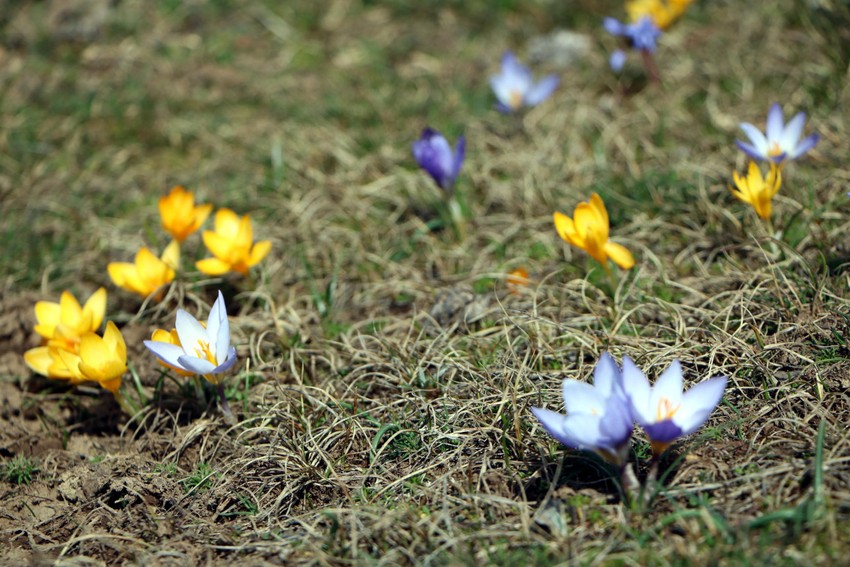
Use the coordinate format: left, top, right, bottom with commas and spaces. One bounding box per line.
448, 196, 466, 241
602, 261, 618, 298
113, 389, 138, 416
191, 375, 205, 404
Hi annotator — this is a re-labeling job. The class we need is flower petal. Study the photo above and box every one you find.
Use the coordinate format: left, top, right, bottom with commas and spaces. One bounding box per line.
214, 208, 242, 239
674, 375, 727, 436
621, 356, 652, 425
196, 257, 232, 276
765, 103, 784, 143
24, 346, 54, 377
249, 240, 272, 267
791, 133, 819, 160
34, 301, 61, 339
591, 352, 619, 397
83, 288, 107, 331
532, 407, 582, 448
175, 309, 209, 359
524, 75, 559, 107
144, 340, 190, 370
562, 379, 606, 415
779, 111, 806, 154
177, 354, 217, 375
604, 241, 635, 270
739, 123, 769, 158
553, 211, 579, 245
207, 291, 231, 364
650, 359, 684, 408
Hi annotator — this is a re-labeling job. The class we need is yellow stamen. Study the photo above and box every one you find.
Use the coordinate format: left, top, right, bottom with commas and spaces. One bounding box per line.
656, 397, 680, 421
768, 142, 783, 157
509, 90, 523, 110
194, 340, 216, 364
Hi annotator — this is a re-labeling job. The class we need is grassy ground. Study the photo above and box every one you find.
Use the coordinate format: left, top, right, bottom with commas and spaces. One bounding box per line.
2, 0, 850, 564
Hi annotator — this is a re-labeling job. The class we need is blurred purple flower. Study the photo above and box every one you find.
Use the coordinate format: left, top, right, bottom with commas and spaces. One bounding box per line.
737, 103, 820, 164
532, 352, 634, 466
621, 357, 726, 457
605, 16, 662, 52
412, 128, 465, 192
490, 51, 559, 113
604, 16, 662, 71
609, 49, 627, 72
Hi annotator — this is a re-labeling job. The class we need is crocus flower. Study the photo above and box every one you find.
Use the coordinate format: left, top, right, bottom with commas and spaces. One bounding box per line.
621, 357, 726, 456
604, 16, 662, 54
411, 127, 465, 193
737, 103, 820, 164
489, 51, 559, 113
159, 186, 214, 242
553, 193, 635, 270
26, 321, 127, 394
730, 161, 782, 220
144, 290, 238, 385
31, 287, 106, 348
108, 240, 180, 300
532, 352, 634, 466
506, 267, 530, 294
196, 209, 272, 276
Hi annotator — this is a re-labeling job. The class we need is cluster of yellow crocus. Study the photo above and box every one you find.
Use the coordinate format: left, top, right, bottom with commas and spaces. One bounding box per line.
24, 288, 127, 395
626, 0, 693, 29
730, 162, 782, 221
108, 186, 271, 299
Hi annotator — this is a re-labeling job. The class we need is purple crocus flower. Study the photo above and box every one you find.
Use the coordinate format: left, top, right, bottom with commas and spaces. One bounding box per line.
412, 127, 465, 192
737, 103, 820, 164
603, 16, 662, 70
621, 357, 726, 457
489, 51, 559, 113
532, 352, 634, 466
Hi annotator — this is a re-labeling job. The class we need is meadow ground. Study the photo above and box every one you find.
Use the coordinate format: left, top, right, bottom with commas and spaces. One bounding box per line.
1, 0, 850, 565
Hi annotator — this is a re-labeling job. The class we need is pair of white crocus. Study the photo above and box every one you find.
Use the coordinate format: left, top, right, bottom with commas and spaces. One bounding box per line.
532, 352, 726, 465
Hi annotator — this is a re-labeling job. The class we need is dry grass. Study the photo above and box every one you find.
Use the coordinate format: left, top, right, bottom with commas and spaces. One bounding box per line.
2, 0, 850, 564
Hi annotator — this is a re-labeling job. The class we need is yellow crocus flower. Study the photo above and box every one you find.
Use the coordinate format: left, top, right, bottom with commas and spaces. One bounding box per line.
553, 193, 635, 270
25, 321, 127, 394
108, 240, 180, 299
159, 186, 214, 242
196, 208, 272, 276
33, 287, 107, 352
730, 161, 781, 221
76, 321, 127, 394
626, 0, 693, 29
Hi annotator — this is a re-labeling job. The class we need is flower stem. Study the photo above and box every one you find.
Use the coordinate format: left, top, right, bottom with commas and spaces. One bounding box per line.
602, 261, 618, 298
621, 462, 641, 504
446, 196, 465, 241
191, 375, 205, 404
641, 49, 661, 85
112, 390, 138, 416
215, 381, 237, 425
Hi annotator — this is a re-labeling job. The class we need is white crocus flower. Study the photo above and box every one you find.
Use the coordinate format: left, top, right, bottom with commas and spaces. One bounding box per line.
737, 103, 819, 164
144, 291, 237, 384
621, 357, 726, 456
